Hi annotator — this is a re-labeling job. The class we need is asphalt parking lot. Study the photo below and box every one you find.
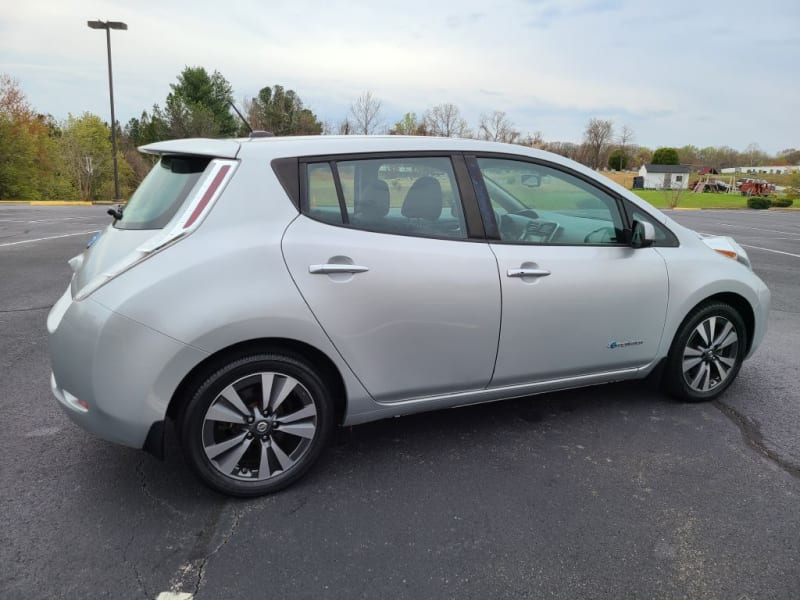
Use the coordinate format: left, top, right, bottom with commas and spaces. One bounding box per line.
1, 205, 798, 599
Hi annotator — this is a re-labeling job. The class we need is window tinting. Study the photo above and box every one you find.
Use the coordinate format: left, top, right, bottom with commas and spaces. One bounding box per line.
476, 158, 625, 245
304, 156, 467, 239
115, 155, 211, 230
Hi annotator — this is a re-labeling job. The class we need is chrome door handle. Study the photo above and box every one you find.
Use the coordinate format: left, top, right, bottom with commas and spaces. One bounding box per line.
309, 264, 370, 275
507, 268, 551, 278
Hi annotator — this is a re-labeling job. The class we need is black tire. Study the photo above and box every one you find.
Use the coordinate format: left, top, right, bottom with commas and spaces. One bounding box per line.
180, 353, 334, 497
664, 302, 747, 402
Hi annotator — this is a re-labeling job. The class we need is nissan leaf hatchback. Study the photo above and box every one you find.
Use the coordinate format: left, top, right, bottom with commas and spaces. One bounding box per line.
47, 135, 770, 496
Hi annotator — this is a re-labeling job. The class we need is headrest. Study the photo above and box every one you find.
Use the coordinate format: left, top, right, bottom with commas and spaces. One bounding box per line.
355, 179, 390, 219
401, 176, 442, 221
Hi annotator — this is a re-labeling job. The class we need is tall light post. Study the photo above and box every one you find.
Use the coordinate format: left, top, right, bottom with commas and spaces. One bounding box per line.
87, 20, 127, 201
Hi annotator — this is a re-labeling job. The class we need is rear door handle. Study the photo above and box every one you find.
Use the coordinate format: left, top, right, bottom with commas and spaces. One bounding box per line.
507, 268, 551, 278
309, 264, 370, 275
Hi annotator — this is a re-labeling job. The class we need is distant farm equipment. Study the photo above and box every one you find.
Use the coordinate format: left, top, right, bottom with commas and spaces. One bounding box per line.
692, 179, 731, 193
738, 178, 774, 197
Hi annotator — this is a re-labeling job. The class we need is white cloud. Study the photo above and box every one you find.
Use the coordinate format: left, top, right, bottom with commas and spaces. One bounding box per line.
1, 0, 798, 151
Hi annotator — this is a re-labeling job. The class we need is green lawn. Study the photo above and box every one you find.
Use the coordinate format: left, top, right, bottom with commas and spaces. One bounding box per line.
632, 190, 750, 209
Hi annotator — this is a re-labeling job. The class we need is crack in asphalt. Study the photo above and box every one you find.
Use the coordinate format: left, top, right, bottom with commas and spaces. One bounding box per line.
122, 531, 150, 600
714, 400, 800, 480
136, 457, 187, 517
0, 305, 52, 313
192, 506, 246, 598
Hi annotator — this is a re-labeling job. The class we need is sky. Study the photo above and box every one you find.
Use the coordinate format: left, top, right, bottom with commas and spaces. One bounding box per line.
1, 0, 798, 153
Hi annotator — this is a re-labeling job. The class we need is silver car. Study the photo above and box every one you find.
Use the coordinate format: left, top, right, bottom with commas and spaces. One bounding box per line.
48, 135, 770, 496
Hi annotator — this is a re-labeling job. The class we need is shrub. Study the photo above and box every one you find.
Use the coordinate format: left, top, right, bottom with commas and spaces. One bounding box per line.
747, 197, 771, 209
772, 198, 793, 208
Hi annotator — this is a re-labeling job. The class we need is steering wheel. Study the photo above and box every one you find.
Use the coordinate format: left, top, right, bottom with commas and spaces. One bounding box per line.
584, 226, 614, 243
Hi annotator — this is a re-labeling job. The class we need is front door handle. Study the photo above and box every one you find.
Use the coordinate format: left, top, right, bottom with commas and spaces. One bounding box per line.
309, 264, 370, 275
507, 268, 551, 278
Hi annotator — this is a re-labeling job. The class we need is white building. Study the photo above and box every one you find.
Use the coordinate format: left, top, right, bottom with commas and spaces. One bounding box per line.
720, 165, 800, 174
638, 164, 690, 190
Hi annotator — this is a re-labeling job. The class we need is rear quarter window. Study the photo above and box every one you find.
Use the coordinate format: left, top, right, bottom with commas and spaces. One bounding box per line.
116, 155, 211, 230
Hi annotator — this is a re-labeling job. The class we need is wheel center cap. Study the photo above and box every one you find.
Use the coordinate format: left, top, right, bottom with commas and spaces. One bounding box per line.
255, 421, 270, 434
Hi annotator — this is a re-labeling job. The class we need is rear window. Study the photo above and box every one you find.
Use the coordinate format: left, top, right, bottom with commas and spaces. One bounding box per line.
116, 155, 211, 230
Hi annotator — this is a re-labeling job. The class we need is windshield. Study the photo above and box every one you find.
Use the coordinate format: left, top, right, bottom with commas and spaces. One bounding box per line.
115, 155, 211, 230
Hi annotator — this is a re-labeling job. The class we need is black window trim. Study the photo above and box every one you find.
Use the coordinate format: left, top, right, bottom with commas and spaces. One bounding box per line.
465, 152, 680, 248
297, 151, 487, 243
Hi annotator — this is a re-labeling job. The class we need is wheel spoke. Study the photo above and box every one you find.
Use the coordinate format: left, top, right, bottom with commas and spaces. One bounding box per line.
712, 321, 733, 348
278, 404, 317, 424
205, 431, 248, 459
690, 362, 708, 390
258, 439, 273, 478
219, 385, 250, 417
694, 321, 710, 346
206, 402, 247, 424
684, 347, 703, 357
717, 329, 739, 350
268, 376, 298, 413
717, 355, 736, 367
712, 358, 730, 382
683, 356, 703, 372
700, 363, 712, 391
277, 422, 316, 439
215, 437, 254, 475
270, 436, 293, 471
260, 373, 275, 412
707, 316, 717, 346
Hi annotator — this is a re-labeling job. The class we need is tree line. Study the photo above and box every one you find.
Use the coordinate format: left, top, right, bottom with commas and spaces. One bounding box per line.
1, 68, 798, 200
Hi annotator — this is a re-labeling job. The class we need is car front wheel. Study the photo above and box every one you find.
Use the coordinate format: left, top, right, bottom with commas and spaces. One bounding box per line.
664, 302, 747, 402
180, 353, 334, 497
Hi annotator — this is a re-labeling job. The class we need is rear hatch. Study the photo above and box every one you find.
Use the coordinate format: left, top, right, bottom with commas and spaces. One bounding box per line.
70, 139, 240, 300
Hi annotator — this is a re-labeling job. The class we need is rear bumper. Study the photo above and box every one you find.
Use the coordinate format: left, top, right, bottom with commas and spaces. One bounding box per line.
48, 286, 207, 449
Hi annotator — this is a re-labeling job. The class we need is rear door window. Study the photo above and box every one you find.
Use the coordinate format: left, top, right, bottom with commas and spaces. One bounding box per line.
304, 156, 467, 239
115, 155, 211, 230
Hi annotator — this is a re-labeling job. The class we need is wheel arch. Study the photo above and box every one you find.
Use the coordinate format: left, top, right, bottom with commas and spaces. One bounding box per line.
167, 338, 348, 428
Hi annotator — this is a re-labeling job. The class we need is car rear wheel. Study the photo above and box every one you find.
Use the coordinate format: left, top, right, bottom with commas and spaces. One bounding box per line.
180, 353, 333, 497
664, 302, 747, 402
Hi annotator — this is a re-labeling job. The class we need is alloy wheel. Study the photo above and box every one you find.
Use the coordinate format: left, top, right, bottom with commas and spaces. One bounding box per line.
681, 315, 739, 393
201, 371, 317, 481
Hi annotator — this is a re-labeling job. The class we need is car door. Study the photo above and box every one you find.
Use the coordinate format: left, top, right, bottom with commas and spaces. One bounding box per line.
470, 156, 669, 387
282, 154, 501, 402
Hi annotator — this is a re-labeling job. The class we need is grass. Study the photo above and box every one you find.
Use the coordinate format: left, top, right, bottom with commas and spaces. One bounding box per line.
631, 190, 750, 209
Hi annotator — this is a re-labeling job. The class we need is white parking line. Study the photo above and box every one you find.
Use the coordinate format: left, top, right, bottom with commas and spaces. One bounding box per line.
0, 230, 99, 248
740, 244, 800, 258
716, 223, 798, 236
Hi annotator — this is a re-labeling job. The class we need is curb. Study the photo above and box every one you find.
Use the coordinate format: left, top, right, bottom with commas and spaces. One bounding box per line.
30, 201, 93, 206
0, 200, 125, 206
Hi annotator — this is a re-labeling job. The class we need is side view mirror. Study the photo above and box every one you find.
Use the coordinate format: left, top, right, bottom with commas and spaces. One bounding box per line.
521, 173, 541, 188
631, 220, 655, 248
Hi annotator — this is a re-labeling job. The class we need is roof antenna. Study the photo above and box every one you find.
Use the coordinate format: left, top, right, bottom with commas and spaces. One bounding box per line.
228, 100, 252, 134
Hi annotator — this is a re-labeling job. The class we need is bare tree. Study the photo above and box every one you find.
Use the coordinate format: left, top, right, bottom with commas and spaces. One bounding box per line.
583, 118, 614, 169
337, 117, 353, 135
617, 125, 635, 169
519, 131, 544, 148
478, 111, 520, 143
349, 91, 383, 135
423, 103, 471, 137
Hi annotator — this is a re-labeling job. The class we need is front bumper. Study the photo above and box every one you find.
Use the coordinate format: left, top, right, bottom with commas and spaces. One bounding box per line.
748, 281, 771, 359
48, 286, 207, 449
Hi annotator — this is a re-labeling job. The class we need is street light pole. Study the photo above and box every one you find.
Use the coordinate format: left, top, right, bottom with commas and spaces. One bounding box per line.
87, 20, 127, 201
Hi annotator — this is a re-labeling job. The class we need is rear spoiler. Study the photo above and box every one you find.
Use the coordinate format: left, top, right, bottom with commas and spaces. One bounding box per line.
139, 138, 241, 159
